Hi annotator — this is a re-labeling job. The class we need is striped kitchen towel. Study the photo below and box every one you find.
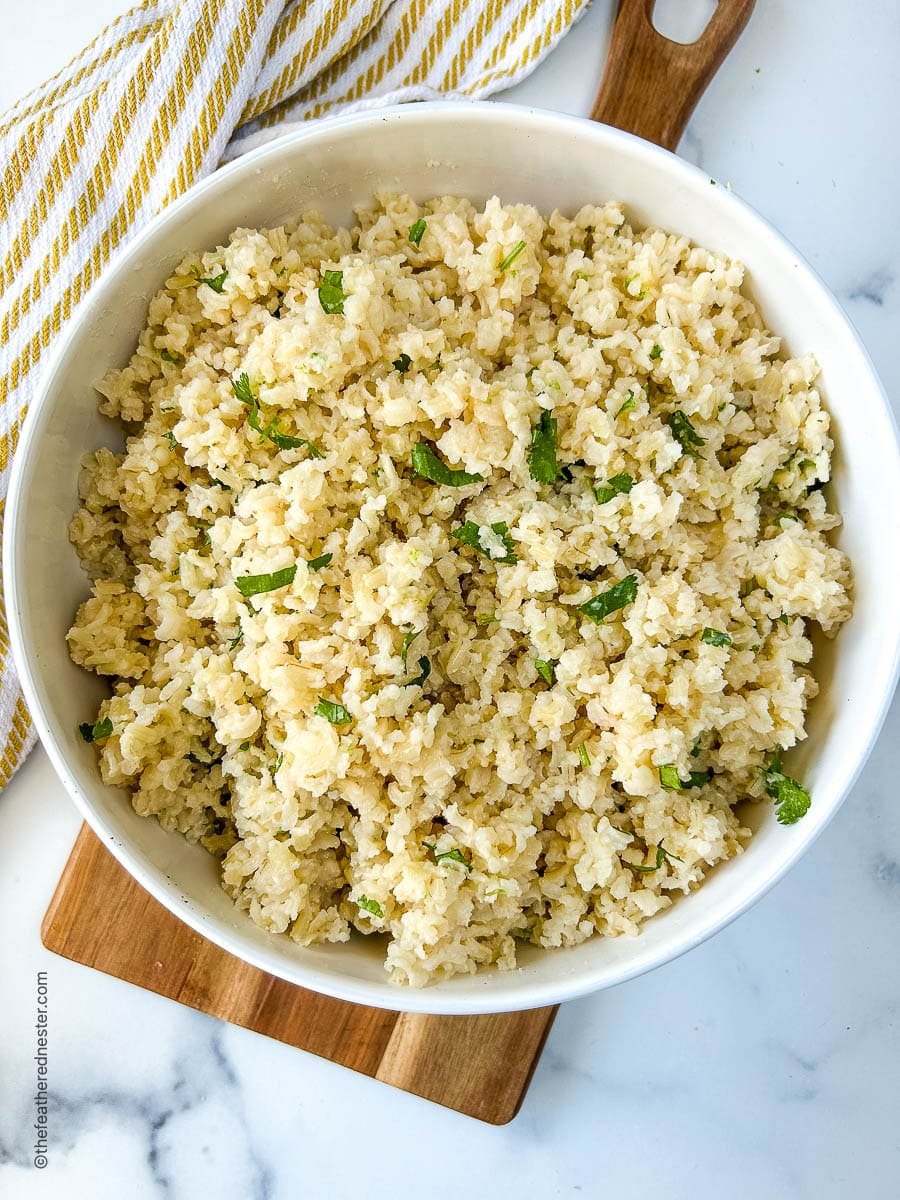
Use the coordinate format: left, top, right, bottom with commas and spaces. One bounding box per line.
0, 0, 588, 788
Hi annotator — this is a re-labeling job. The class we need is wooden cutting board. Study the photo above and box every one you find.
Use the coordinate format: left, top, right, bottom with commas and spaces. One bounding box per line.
41, 825, 557, 1124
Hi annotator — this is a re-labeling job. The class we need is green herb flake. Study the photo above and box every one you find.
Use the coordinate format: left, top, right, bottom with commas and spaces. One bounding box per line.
659, 765, 711, 791
577, 574, 638, 624
161, 349, 184, 365
165, 432, 179, 449
667, 411, 706, 458
232, 372, 322, 457
79, 717, 113, 744
425, 842, 472, 870
657, 841, 683, 867
411, 441, 483, 487
594, 473, 634, 504
307, 552, 333, 572
451, 520, 517, 564
271, 751, 284, 777
535, 658, 557, 686
649, 344, 663, 360
194, 269, 228, 293
577, 743, 592, 769
476, 613, 497, 626
528, 411, 564, 484
701, 627, 732, 647
764, 751, 812, 825
357, 895, 384, 918
740, 578, 757, 598
314, 697, 352, 725
405, 656, 431, 689
400, 629, 419, 669
229, 629, 243, 651
318, 269, 346, 315
235, 565, 297, 597
498, 240, 527, 272
393, 352, 412, 374
616, 391, 637, 417
408, 218, 426, 246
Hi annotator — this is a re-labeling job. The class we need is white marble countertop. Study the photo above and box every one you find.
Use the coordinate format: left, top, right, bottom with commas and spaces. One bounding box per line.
2, 2, 899, 1196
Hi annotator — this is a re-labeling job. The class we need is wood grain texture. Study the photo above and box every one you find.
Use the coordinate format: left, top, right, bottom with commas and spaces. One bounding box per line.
591, 0, 756, 149
42, 825, 557, 1124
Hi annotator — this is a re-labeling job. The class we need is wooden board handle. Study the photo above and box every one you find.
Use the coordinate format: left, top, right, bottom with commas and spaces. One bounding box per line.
590, 0, 755, 150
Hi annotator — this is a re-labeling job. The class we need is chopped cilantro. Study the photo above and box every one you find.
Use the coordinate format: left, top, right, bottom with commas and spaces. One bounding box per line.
318, 269, 346, 314
393, 352, 412, 374
411, 441, 483, 487
649, 344, 662, 360
659, 765, 711, 790
408, 218, 426, 246
314, 697, 352, 725
400, 629, 419, 669
764, 751, 812, 825
476, 613, 497, 626
451, 520, 517, 564
165, 432, 179, 449
79, 717, 113, 743
405, 656, 431, 688
357, 895, 384, 918
194, 268, 227, 293
161, 349, 184, 365
498, 240, 526, 271
577, 743, 591, 769
528, 411, 564, 483
307, 552, 332, 572
232, 373, 322, 457
425, 842, 472, 870
701, 627, 732, 647
535, 658, 557, 686
229, 629, 243, 650
616, 391, 637, 417
577, 574, 638, 623
667, 411, 706, 458
235, 565, 297, 597
594, 473, 634, 504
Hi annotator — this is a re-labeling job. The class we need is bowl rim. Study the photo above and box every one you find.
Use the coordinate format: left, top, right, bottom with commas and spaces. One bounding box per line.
6, 99, 900, 1014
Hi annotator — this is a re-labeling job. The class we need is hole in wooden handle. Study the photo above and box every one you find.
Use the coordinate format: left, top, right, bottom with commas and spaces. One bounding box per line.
590, 0, 756, 151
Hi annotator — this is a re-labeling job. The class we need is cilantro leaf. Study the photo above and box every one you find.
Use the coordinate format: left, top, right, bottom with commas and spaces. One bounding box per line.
764, 752, 812, 825
534, 658, 557, 686
307, 552, 332, 572
451, 520, 517, 564
594, 473, 634, 504
393, 353, 412, 374
649, 343, 662, 360
79, 717, 113, 743
400, 629, 419, 669
161, 349, 184, 365
425, 842, 471, 870
408, 219, 426, 246
616, 391, 637, 417
232, 373, 322, 457
498, 240, 526, 271
667, 411, 706, 458
411, 441, 483, 487
235, 565, 297, 597
357, 895, 384, 918
405, 655, 431, 688
314, 697, 352, 725
577, 574, 638, 623
194, 269, 228, 293
528, 411, 564, 483
701, 627, 732, 646
318, 269, 346, 314
659, 765, 711, 790
577, 743, 592, 768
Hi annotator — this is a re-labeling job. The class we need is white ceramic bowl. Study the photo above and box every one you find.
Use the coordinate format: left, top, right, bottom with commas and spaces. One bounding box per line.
7, 103, 899, 1015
